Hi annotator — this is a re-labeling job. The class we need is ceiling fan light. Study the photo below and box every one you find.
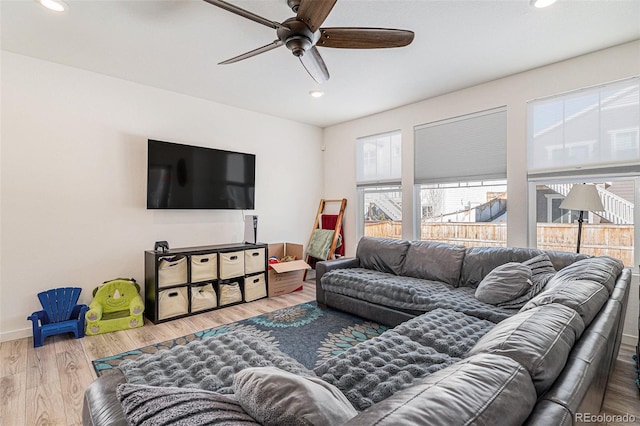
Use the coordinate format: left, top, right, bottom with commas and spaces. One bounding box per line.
36, 0, 67, 12
530, 0, 557, 8
309, 90, 324, 98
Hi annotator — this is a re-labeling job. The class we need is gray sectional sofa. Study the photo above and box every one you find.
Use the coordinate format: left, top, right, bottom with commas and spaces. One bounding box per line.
83, 237, 631, 426
316, 237, 631, 425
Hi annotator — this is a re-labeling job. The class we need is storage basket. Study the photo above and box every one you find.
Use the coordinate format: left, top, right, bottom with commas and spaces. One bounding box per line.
219, 251, 245, 279
158, 287, 188, 320
244, 248, 266, 274
158, 255, 188, 288
190, 283, 217, 312
191, 253, 218, 282
219, 282, 242, 306
244, 273, 267, 302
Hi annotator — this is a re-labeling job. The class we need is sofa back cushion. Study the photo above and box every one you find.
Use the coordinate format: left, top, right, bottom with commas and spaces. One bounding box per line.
400, 240, 466, 286
356, 237, 410, 275
546, 256, 623, 294
467, 303, 585, 396
459, 247, 585, 288
521, 279, 609, 327
342, 353, 537, 426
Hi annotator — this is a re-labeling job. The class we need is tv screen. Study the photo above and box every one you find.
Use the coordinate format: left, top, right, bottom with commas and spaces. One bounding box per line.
147, 140, 255, 210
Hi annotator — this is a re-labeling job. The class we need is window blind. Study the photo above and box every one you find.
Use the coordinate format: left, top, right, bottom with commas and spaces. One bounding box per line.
527, 77, 640, 180
356, 130, 401, 185
414, 107, 507, 184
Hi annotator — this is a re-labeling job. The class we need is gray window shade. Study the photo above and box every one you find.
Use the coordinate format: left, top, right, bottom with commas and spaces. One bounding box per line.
527, 77, 640, 180
414, 108, 507, 184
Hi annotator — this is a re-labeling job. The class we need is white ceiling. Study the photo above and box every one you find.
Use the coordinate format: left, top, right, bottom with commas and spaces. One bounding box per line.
2, 0, 639, 128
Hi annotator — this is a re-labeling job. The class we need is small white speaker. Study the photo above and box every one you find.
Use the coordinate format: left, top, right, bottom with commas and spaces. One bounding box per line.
244, 215, 258, 244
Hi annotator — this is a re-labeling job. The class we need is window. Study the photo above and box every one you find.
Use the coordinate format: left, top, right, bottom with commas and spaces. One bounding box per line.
534, 179, 636, 267
356, 131, 401, 184
356, 131, 402, 239
360, 185, 403, 240
527, 78, 639, 267
414, 107, 507, 246
417, 180, 507, 247
527, 77, 640, 178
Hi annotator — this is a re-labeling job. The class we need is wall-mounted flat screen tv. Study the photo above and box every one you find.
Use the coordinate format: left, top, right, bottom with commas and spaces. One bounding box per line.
147, 139, 255, 210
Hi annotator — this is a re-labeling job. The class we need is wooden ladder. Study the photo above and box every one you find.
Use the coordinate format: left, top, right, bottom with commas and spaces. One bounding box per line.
305, 198, 347, 272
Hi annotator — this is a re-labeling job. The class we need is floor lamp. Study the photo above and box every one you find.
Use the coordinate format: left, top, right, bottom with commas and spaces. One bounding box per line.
559, 184, 604, 253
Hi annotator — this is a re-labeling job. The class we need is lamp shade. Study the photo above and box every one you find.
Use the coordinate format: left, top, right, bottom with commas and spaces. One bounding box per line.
559, 184, 605, 212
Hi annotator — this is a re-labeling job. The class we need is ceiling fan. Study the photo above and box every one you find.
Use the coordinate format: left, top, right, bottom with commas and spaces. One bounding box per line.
203, 0, 415, 83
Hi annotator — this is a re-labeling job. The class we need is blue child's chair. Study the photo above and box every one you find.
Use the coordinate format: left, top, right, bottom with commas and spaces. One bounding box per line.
28, 287, 89, 347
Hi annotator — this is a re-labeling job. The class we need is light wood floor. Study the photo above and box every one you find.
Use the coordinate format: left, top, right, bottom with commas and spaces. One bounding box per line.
1, 281, 638, 426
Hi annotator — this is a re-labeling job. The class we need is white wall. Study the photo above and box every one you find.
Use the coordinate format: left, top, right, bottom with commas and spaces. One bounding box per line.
323, 40, 640, 343
0, 51, 323, 341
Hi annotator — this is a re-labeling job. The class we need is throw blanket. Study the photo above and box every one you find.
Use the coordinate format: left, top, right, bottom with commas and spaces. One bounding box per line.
118, 332, 314, 394
314, 308, 495, 411
321, 268, 515, 323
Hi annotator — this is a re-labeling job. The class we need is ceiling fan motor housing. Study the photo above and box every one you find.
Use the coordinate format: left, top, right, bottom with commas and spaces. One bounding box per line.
278, 17, 320, 57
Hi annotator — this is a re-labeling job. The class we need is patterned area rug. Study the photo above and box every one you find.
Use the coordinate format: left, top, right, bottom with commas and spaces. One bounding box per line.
92, 301, 388, 376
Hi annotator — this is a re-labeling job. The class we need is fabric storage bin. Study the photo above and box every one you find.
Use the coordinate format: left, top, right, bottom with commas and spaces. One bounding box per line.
219, 281, 243, 306
219, 251, 245, 279
158, 255, 188, 288
244, 273, 267, 302
190, 283, 217, 312
245, 248, 266, 274
191, 253, 218, 282
158, 287, 188, 320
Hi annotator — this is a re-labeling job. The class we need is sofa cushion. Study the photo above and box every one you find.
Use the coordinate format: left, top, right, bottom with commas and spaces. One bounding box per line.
475, 262, 532, 304
467, 303, 585, 395
547, 256, 623, 294
321, 269, 514, 323
460, 247, 548, 288
342, 353, 537, 426
496, 254, 557, 309
116, 383, 260, 426
117, 331, 314, 393
356, 237, 410, 275
233, 367, 357, 426
521, 279, 609, 326
400, 240, 466, 286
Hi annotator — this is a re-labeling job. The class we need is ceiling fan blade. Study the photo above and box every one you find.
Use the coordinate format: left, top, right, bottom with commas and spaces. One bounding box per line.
299, 46, 330, 83
296, 0, 337, 32
317, 28, 414, 49
203, 0, 283, 30
219, 40, 284, 64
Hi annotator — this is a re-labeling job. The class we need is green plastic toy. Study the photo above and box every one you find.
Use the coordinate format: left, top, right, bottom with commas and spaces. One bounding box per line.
85, 278, 144, 336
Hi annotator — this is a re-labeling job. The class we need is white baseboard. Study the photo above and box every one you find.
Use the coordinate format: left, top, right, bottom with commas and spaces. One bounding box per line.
1, 327, 32, 343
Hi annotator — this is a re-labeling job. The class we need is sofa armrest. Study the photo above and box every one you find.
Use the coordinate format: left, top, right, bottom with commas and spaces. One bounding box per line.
83, 369, 128, 426
316, 258, 360, 305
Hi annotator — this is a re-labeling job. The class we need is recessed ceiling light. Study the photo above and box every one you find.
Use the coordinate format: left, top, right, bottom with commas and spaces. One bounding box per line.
309, 90, 324, 98
530, 0, 557, 8
36, 0, 68, 12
